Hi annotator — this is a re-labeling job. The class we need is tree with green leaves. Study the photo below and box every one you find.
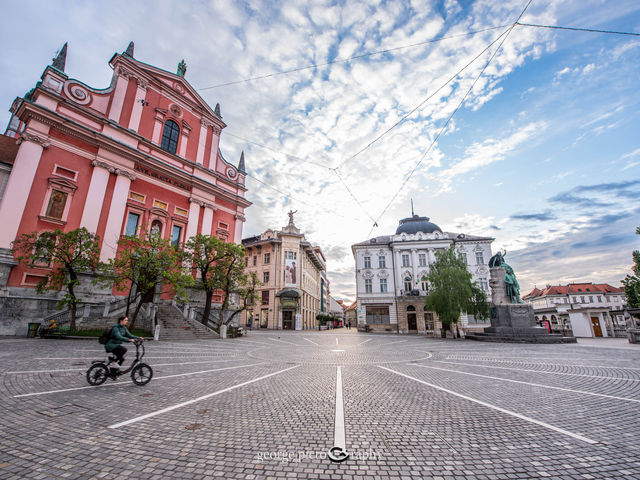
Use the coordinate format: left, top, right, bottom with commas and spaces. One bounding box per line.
424, 245, 489, 338
185, 234, 258, 330
623, 225, 640, 308
12, 227, 103, 331
109, 230, 193, 328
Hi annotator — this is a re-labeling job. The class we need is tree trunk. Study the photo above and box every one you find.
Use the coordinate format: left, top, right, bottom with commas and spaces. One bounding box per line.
440, 326, 447, 338
130, 289, 154, 330
201, 289, 213, 326
68, 273, 78, 331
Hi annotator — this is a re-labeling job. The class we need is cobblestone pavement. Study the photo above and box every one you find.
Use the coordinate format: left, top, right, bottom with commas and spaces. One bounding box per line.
2, 333, 640, 479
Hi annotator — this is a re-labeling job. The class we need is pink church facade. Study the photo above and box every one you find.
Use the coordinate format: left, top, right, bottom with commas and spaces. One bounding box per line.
0, 43, 250, 330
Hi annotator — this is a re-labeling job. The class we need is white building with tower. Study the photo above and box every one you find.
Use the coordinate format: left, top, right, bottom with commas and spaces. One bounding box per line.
351, 213, 493, 335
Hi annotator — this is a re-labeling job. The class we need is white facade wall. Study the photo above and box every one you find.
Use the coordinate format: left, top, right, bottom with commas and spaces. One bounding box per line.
353, 232, 493, 331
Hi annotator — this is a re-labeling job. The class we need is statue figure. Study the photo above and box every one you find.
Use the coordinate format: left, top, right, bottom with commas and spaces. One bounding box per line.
503, 265, 522, 304
488, 249, 506, 268
488, 249, 522, 304
177, 59, 187, 77
287, 209, 297, 227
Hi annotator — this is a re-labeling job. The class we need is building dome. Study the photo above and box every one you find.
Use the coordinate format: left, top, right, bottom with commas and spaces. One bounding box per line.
395, 214, 442, 235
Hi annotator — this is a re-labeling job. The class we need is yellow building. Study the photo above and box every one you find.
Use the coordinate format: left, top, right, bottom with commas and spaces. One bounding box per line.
242, 211, 327, 330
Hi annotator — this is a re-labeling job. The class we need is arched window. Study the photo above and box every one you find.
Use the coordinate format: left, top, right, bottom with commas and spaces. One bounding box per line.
404, 276, 412, 291
407, 305, 416, 312
161, 119, 180, 154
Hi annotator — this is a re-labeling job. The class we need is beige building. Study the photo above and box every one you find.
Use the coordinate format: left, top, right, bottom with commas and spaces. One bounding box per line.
242, 212, 328, 330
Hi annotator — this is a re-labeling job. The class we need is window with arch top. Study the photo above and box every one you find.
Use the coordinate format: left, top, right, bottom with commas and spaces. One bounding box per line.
161, 119, 180, 154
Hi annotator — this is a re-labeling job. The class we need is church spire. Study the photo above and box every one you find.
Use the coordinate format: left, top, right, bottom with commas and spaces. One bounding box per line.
238, 151, 246, 173
52, 42, 68, 72
124, 41, 134, 57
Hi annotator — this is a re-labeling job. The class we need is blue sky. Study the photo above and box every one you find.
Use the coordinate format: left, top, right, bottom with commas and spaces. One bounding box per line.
1, 0, 639, 301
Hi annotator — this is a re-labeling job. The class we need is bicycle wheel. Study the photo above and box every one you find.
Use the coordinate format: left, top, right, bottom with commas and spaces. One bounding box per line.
86, 364, 109, 386
131, 363, 153, 386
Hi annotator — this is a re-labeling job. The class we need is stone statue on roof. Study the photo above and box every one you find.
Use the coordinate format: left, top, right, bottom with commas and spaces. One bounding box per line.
177, 59, 187, 77
287, 210, 297, 227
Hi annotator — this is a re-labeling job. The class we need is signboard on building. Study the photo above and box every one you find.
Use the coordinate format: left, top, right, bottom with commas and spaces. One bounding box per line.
284, 258, 297, 287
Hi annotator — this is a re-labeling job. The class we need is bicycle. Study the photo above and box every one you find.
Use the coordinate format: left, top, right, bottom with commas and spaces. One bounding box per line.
86, 339, 153, 386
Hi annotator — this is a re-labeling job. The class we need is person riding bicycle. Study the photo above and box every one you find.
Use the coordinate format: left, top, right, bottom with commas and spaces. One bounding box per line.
105, 316, 141, 369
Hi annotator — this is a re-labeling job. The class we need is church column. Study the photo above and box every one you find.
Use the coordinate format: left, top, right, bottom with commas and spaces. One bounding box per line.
0, 132, 50, 249
151, 108, 167, 144
185, 198, 203, 241
178, 121, 191, 158
100, 169, 136, 262
234, 213, 245, 244
200, 204, 215, 236
108, 67, 131, 123
128, 78, 149, 132
80, 160, 114, 233
207, 125, 221, 168
195, 119, 211, 165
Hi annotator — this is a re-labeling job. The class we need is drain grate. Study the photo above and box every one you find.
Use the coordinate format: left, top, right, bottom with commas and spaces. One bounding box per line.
185, 423, 205, 430
37, 404, 88, 417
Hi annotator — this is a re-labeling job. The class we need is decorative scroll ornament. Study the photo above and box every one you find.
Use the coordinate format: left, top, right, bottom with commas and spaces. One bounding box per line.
173, 82, 186, 94
169, 104, 183, 118
18, 132, 50, 148
234, 213, 246, 222
114, 168, 137, 182
189, 198, 205, 206
135, 77, 149, 90
92, 159, 116, 173
226, 167, 238, 180
203, 203, 217, 211
64, 82, 92, 105
200, 118, 213, 129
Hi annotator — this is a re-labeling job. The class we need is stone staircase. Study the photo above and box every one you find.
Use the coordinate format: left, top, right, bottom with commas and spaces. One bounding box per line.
156, 304, 219, 341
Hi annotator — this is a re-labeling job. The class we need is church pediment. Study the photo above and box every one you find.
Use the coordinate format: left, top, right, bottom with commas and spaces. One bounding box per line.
110, 54, 225, 128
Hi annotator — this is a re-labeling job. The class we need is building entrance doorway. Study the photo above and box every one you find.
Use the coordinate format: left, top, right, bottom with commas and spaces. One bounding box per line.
283, 310, 294, 330
591, 316, 603, 337
407, 305, 417, 331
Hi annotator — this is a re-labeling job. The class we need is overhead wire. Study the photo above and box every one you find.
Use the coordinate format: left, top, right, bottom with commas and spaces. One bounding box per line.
225, 131, 332, 170
221, 8, 635, 234
331, 26, 513, 172
515, 22, 640, 36
366, 0, 535, 238
197, 24, 511, 91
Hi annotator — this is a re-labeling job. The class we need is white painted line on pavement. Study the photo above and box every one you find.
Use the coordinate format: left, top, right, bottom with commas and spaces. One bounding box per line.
7, 357, 240, 375
303, 338, 320, 346
108, 365, 299, 428
412, 364, 640, 404
239, 339, 277, 347
271, 337, 301, 346
334, 366, 346, 449
355, 339, 372, 346
378, 366, 597, 445
13, 363, 265, 398
336, 338, 339, 345
380, 340, 408, 346
432, 360, 640, 383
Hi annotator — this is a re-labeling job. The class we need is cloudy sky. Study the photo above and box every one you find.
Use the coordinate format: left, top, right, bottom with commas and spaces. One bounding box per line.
1, 0, 639, 302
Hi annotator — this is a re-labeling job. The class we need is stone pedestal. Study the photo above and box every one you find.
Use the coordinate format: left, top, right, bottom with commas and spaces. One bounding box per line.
466, 266, 576, 343
484, 304, 548, 337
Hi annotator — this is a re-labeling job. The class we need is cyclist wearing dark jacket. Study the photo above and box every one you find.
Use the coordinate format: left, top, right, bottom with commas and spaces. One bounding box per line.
105, 316, 140, 368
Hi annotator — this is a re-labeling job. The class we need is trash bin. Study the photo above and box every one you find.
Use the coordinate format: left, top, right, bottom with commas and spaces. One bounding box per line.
27, 323, 41, 338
